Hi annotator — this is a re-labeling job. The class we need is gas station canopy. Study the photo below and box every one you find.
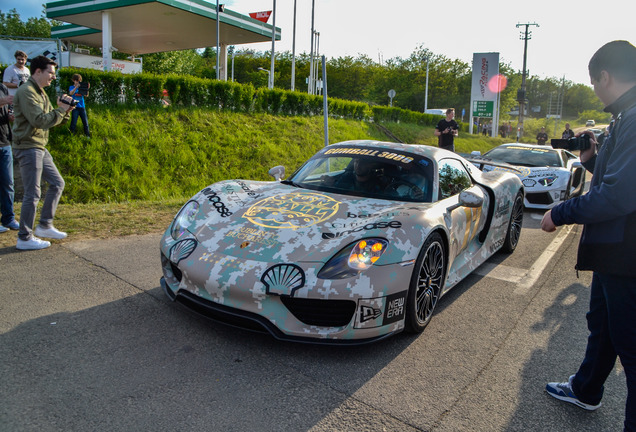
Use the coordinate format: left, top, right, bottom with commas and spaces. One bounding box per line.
47, 0, 280, 56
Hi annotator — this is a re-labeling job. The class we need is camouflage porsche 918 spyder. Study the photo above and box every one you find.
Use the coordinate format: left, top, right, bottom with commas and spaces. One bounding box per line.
160, 140, 524, 344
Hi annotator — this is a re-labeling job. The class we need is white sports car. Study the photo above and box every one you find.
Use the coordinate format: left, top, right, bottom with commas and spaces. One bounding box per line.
477, 143, 586, 209
160, 140, 524, 344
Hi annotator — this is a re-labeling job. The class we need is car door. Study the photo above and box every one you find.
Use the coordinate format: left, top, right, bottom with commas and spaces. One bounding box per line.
437, 158, 487, 263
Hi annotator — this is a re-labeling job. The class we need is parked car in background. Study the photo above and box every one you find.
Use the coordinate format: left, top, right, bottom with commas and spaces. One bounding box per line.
160, 140, 524, 344
473, 143, 585, 210
586, 119, 596, 126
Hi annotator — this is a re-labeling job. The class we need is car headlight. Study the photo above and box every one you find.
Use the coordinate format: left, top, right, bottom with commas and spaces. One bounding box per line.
317, 238, 388, 279
538, 176, 557, 187
171, 200, 199, 240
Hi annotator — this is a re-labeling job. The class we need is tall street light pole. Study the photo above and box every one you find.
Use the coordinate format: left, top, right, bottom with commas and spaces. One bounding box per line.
308, 0, 315, 94
291, 0, 297, 91
424, 57, 429, 112
215, 2, 222, 80
269, 0, 276, 89
516, 22, 539, 141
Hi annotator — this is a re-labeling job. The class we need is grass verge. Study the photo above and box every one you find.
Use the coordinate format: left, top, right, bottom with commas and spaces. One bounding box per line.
0, 199, 183, 249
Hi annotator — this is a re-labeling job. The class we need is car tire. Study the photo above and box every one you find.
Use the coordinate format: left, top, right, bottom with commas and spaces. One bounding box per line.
501, 192, 523, 253
405, 232, 446, 333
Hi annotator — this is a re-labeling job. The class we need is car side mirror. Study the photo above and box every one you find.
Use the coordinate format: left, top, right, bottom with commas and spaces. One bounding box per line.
268, 165, 285, 181
447, 188, 484, 211
459, 188, 484, 208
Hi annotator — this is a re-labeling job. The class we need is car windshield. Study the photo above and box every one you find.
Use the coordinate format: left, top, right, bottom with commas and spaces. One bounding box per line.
288, 146, 434, 202
484, 145, 562, 167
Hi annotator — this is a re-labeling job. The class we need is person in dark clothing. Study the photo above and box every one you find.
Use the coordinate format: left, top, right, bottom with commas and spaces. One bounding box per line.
434, 108, 458, 152
0, 83, 18, 232
542, 40, 636, 432
536, 127, 549, 145
562, 123, 575, 139
68, 73, 91, 138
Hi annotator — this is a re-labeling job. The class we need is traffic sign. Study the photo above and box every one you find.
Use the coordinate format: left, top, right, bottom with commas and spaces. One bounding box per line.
473, 100, 494, 118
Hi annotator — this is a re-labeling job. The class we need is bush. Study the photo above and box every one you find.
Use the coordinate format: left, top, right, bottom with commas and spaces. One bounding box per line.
577, 109, 612, 125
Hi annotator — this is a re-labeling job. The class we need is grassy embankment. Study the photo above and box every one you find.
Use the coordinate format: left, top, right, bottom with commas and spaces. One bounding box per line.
1, 105, 508, 248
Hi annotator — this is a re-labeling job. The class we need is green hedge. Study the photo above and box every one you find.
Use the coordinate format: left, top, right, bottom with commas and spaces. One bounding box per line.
371, 106, 467, 131
1, 64, 451, 126
50, 68, 372, 120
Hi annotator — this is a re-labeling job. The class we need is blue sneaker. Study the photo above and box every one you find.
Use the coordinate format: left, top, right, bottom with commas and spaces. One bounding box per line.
0, 225, 7, 233
546, 375, 602, 411
4, 220, 19, 230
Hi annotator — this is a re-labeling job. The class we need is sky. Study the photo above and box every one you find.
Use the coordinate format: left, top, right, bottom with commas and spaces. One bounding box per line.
7, 0, 636, 86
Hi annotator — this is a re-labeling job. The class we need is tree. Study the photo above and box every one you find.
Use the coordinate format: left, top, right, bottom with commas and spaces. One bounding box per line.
141, 50, 205, 76
0, 8, 59, 38
565, 83, 603, 117
0, 8, 604, 119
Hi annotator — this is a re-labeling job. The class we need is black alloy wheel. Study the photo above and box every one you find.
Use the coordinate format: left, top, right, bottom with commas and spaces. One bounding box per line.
405, 232, 446, 333
502, 192, 524, 253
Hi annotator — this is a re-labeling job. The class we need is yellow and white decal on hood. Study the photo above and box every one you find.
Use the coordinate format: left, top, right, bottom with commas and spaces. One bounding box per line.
243, 192, 340, 229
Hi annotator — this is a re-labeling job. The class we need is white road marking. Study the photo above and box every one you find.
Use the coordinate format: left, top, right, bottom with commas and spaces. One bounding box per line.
474, 263, 527, 284
474, 225, 574, 294
514, 225, 574, 294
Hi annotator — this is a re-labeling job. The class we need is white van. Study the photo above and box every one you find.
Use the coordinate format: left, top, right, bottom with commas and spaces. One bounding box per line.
424, 109, 448, 116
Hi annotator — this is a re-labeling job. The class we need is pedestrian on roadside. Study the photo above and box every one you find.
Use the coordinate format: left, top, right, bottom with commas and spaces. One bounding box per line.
434, 108, 458, 152
541, 40, 636, 432
0, 83, 19, 233
562, 123, 575, 139
12, 55, 74, 250
68, 74, 91, 138
536, 127, 549, 145
2, 50, 31, 97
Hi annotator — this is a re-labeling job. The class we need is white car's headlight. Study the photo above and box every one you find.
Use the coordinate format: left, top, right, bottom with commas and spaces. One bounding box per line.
318, 238, 389, 279
171, 200, 199, 240
538, 176, 557, 187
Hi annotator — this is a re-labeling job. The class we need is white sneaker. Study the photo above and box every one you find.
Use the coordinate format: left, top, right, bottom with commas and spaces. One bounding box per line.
0, 226, 8, 233
34, 225, 67, 240
16, 237, 51, 250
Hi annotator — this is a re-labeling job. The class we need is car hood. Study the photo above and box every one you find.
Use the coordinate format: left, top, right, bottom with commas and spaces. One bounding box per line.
187, 180, 423, 264
485, 165, 569, 182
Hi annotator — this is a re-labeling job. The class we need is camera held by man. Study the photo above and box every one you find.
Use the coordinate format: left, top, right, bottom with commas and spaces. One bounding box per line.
57, 93, 77, 108
550, 133, 591, 151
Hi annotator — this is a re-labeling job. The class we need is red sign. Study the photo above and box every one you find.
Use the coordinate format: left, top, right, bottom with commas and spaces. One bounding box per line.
249, 11, 272, 23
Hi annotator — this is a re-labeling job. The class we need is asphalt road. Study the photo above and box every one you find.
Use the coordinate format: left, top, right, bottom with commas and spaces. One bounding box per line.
0, 211, 627, 432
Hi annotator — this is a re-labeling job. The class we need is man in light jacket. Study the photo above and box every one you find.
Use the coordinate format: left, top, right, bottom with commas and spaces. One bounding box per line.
12, 55, 74, 250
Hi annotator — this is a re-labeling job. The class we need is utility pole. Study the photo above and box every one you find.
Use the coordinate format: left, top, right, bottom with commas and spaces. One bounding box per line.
515, 22, 539, 141
269, 0, 276, 89
308, 0, 315, 94
291, 0, 297, 90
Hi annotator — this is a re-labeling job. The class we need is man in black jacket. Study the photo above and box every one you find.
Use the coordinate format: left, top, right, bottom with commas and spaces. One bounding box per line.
434, 108, 458, 152
0, 83, 18, 232
542, 40, 636, 432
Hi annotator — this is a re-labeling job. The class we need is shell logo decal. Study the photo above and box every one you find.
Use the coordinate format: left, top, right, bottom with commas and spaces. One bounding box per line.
261, 263, 306, 297
243, 192, 340, 229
